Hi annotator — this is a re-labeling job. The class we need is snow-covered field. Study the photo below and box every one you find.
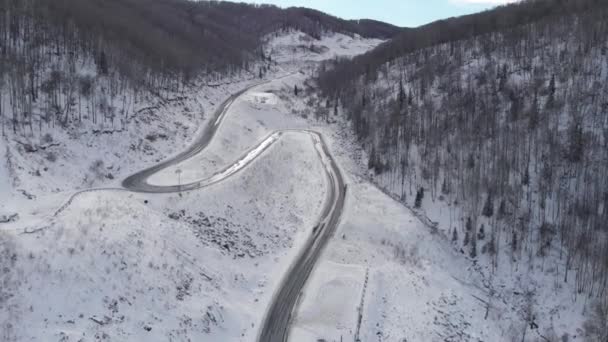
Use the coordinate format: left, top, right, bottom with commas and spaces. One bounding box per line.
291, 261, 366, 341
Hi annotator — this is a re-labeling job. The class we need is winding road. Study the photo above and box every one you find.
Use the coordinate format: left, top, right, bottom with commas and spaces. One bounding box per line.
122, 75, 346, 342
122, 81, 262, 193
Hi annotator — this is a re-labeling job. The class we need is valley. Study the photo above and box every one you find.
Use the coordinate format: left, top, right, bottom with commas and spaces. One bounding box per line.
1, 1, 606, 341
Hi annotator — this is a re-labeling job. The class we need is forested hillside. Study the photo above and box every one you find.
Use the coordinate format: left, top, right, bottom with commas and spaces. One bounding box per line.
318, 0, 608, 333
319, 0, 605, 90
4, 0, 398, 78
0, 0, 399, 137
0, 1, 394, 340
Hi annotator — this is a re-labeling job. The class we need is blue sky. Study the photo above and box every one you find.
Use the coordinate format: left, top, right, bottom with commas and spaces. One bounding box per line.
239, 0, 518, 27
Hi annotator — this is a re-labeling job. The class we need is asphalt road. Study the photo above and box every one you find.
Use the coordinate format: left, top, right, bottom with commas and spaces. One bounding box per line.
121, 75, 347, 342
257, 131, 346, 342
122, 81, 263, 192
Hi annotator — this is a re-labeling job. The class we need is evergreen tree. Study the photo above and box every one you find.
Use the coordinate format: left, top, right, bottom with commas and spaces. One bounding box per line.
452, 227, 458, 243
398, 78, 405, 107
97, 51, 108, 75
482, 193, 494, 217
549, 74, 556, 97
441, 178, 450, 195
368, 147, 376, 170
478, 224, 485, 240
414, 187, 424, 208
470, 226, 478, 258
464, 217, 473, 248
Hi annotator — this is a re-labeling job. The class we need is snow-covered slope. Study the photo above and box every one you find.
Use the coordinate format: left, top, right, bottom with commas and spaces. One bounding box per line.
265, 30, 383, 65
0, 31, 386, 342
274, 72, 593, 341
1, 132, 327, 341
2, 24, 592, 342
316, 7, 608, 341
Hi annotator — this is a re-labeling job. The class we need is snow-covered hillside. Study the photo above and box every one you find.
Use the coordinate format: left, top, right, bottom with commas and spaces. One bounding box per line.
315, 5, 608, 341
2, 12, 600, 342
1, 131, 327, 341
265, 30, 383, 65
0, 31, 378, 226
0, 31, 389, 341
274, 75, 594, 341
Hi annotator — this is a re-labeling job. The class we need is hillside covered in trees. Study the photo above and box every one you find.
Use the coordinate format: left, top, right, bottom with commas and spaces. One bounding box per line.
0, 0, 394, 202
317, 0, 608, 337
0, 0, 399, 136
3, 0, 399, 81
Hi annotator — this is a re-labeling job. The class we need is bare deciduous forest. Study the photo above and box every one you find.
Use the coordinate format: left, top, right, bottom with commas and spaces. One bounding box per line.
319, 0, 608, 328
0, 0, 399, 137
2, 0, 607, 339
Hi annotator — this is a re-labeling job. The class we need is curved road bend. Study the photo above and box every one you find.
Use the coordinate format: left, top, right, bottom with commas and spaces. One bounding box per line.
123, 75, 290, 192
121, 76, 347, 342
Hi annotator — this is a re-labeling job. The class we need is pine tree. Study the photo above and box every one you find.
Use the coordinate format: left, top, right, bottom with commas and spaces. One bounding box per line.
398, 78, 405, 107
478, 224, 485, 240
470, 226, 478, 258
414, 187, 424, 208
497, 199, 506, 219
549, 74, 556, 97
441, 178, 450, 195
529, 92, 539, 130
464, 217, 473, 247
482, 193, 494, 217
368, 147, 376, 170
452, 227, 458, 243
567, 120, 585, 163
97, 51, 109, 75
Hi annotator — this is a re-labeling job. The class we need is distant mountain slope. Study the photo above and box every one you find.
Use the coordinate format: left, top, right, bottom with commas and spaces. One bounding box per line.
5, 0, 399, 80
316, 0, 608, 337
0, 0, 393, 150
348, 19, 403, 40
319, 0, 606, 91
282, 7, 401, 40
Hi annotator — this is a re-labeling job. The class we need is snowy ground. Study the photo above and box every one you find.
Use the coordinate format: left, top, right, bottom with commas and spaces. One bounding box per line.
298, 182, 509, 341
2, 27, 586, 342
0, 31, 386, 342
1, 131, 327, 342
265, 30, 383, 64
148, 75, 312, 186
291, 261, 366, 341
277, 73, 589, 341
